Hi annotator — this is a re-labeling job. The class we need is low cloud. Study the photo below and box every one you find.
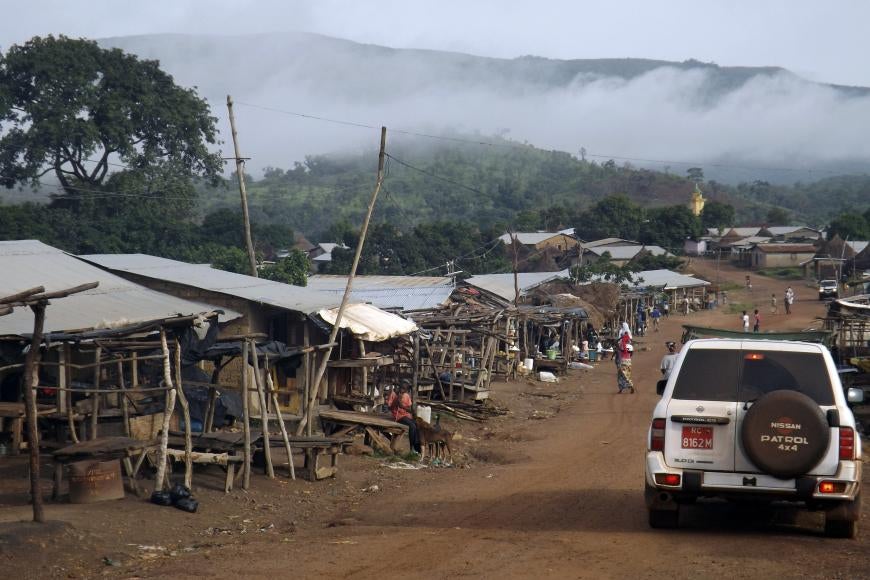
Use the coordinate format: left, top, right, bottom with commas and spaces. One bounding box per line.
103, 33, 870, 181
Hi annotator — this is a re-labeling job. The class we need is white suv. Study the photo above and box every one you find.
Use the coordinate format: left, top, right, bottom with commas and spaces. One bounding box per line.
645, 339, 864, 537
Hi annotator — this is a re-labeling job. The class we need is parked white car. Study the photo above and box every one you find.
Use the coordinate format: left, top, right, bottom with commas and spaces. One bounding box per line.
645, 339, 863, 537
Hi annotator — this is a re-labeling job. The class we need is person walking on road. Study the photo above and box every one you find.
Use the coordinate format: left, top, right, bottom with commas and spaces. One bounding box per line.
616, 322, 635, 394
784, 287, 794, 314
650, 305, 661, 332
741, 310, 750, 332
770, 293, 778, 315
660, 341, 679, 380
753, 309, 761, 333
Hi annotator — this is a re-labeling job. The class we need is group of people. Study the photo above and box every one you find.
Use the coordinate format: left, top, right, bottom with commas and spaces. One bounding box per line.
739, 286, 796, 332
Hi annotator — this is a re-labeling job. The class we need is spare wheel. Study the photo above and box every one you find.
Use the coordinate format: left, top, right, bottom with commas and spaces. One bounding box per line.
740, 390, 830, 479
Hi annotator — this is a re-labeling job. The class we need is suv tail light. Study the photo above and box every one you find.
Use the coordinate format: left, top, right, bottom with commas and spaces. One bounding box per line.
650, 418, 666, 451
839, 427, 855, 460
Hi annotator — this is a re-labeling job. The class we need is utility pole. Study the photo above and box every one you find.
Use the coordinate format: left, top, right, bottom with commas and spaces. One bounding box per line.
226, 95, 258, 277
296, 127, 387, 435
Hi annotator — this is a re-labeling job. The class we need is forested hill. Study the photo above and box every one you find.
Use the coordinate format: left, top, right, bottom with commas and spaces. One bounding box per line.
200, 137, 870, 237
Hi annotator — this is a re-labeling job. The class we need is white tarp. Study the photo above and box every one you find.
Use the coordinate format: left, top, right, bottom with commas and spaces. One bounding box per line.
318, 303, 417, 341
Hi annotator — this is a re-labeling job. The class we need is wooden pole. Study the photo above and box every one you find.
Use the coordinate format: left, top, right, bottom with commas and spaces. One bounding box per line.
249, 341, 274, 479
117, 360, 131, 438
265, 356, 295, 480
154, 330, 177, 493
411, 334, 419, 401
302, 324, 311, 437
226, 94, 258, 277
63, 344, 78, 444
89, 347, 101, 440
296, 126, 387, 436
23, 302, 46, 522
174, 340, 194, 489
241, 340, 252, 489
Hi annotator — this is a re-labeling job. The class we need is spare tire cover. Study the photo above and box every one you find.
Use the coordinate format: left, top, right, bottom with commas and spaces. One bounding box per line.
740, 390, 830, 479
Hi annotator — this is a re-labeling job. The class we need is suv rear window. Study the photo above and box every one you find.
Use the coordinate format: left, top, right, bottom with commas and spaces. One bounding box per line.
672, 349, 740, 401
737, 351, 833, 405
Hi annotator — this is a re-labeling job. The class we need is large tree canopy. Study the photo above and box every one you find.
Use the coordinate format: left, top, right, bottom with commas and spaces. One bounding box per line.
0, 35, 222, 206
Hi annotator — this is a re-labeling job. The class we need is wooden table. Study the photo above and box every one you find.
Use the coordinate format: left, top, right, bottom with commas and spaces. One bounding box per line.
318, 409, 408, 454
52, 436, 157, 499
0, 402, 56, 455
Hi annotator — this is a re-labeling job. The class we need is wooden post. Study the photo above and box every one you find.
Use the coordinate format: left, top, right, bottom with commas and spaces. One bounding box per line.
23, 302, 46, 522
241, 340, 252, 490
411, 334, 419, 401
63, 343, 78, 444
174, 340, 194, 490
154, 330, 177, 493
460, 332, 467, 403
88, 347, 101, 440
302, 324, 311, 437
117, 360, 131, 438
295, 126, 387, 436
358, 339, 368, 398
265, 357, 295, 480
249, 341, 274, 479
203, 356, 222, 434
57, 346, 66, 414
226, 94, 258, 277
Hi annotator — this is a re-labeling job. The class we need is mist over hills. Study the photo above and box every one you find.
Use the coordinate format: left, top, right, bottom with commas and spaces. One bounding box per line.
98, 31, 870, 184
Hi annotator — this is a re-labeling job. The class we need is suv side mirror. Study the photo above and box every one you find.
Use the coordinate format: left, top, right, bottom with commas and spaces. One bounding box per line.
656, 379, 667, 396
847, 387, 865, 404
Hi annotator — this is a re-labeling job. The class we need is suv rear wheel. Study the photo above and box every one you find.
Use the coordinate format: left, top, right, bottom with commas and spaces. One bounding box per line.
824, 493, 861, 539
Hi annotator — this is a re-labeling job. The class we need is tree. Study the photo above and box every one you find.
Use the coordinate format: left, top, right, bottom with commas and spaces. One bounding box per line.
640, 205, 701, 249
206, 246, 250, 274
0, 36, 222, 208
260, 250, 310, 286
765, 207, 790, 226
571, 252, 638, 286
576, 195, 643, 241
700, 201, 735, 233
686, 167, 704, 182
827, 213, 870, 241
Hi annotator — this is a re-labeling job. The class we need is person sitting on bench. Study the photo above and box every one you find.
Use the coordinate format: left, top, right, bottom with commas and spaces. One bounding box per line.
386, 381, 421, 455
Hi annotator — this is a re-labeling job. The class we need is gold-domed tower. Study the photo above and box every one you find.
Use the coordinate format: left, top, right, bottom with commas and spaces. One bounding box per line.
689, 182, 705, 216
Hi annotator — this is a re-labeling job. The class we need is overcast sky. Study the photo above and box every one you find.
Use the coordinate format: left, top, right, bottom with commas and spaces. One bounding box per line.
1, 0, 868, 86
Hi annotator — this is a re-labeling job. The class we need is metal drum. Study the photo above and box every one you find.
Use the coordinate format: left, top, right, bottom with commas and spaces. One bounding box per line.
68, 459, 124, 503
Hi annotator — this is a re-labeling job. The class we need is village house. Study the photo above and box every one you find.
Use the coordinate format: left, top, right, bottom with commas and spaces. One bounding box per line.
499, 232, 579, 253
748, 243, 817, 270
308, 242, 348, 273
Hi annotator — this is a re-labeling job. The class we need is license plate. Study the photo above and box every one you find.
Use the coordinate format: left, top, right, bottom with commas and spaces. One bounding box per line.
681, 426, 713, 449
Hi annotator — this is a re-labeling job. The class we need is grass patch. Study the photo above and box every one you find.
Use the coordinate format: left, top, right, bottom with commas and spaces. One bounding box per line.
717, 281, 743, 292
756, 267, 804, 280
727, 302, 753, 315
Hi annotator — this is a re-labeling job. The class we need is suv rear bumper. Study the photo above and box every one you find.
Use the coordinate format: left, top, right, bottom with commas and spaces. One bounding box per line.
645, 451, 861, 508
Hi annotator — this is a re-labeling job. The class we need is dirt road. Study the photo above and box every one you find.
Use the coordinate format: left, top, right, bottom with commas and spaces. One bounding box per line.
125, 262, 868, 579
3, 261, 866, 578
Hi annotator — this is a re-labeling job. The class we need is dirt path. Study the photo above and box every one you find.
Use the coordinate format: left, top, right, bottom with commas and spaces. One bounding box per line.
4, 260, 865, 579
124, 262, 868, 579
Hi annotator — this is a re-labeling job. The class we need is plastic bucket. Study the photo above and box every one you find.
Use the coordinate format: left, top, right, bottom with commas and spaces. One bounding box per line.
547, 349, 557, 360
417, 405, 432, 425
588, 351, 597, 362
524, 358, 534, 371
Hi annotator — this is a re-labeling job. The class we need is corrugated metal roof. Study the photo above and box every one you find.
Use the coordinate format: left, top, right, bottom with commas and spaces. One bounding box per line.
307, 275, 454, 311
309, 275, 452, 290
498, 232, 567, 245
0, 241, 237, 336
847, 241, 869, 254
583, 238, 637, 248
587, 245, 670, 259
764, 226, 819, 236
81, 253, 341, 314
632, 269, 710, 290
465, 270, 570, 301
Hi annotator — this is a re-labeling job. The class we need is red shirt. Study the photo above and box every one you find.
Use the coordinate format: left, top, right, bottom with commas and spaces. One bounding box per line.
619, 334, 633, 360
387, 391, 412, 422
